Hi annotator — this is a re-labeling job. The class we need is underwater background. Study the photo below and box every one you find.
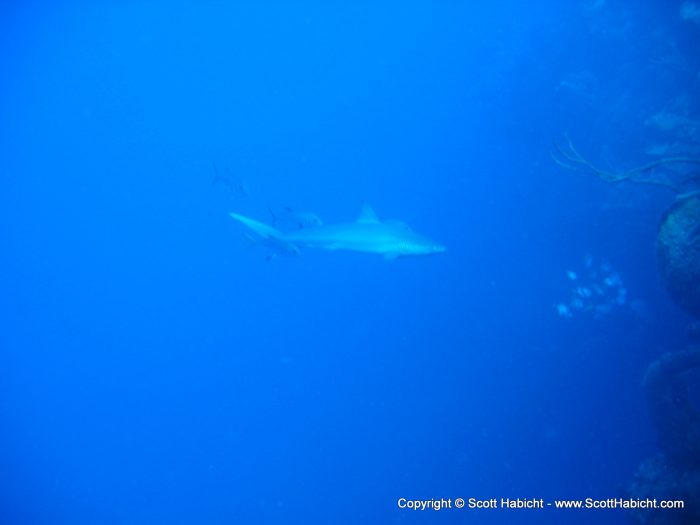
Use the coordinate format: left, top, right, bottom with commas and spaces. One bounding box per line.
1, 1, 699, 524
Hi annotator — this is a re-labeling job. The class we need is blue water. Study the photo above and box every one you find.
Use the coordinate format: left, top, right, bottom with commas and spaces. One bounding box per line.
1, 2, 698, 524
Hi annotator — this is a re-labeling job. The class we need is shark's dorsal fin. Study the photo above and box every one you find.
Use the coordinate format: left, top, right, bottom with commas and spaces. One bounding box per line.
357, 202, 380, 224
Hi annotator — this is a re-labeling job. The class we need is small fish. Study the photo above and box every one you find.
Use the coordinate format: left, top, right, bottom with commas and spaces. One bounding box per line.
616, 289, 627, 305
570, 298, 584, 310
556, 304, 572, 318
211, 163, 250, 196
576, 286, 592, 298
594, 304, 613, 316
269, 207, 323, 229
566, 271, 577, 280
604, 274, 622, 288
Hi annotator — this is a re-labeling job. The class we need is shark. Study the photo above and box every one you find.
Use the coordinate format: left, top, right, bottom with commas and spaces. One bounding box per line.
229, 203, 446, 260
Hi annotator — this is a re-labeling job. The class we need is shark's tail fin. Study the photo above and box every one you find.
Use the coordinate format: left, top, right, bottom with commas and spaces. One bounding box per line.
229, 212, 283, 239
229, 212, 300, 257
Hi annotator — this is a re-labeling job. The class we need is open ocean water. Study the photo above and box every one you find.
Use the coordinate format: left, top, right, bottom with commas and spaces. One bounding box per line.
1, 2, 699, 524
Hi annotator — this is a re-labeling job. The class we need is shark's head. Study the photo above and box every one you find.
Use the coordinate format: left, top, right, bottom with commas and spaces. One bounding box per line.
384, 220, 447, 257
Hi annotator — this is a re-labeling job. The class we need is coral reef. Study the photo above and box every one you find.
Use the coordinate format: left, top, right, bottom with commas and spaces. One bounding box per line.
657, 197, 700, 319
644, 349, 700, 467
625, 348, 700, 524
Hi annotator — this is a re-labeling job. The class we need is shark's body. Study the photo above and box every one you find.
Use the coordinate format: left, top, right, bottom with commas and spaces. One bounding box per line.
229, 204, 445, 259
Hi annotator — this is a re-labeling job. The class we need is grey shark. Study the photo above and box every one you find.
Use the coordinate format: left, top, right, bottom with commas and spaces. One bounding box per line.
229, 203, 446, 259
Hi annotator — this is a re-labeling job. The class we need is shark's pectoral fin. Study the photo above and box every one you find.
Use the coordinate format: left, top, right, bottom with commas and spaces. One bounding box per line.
383, 253, 400, 260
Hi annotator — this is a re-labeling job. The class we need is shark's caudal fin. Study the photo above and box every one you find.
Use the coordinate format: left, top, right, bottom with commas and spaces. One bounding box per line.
229, 212, 284, 239
229, 212, 300, 256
